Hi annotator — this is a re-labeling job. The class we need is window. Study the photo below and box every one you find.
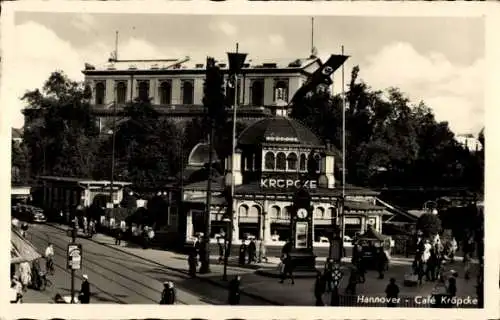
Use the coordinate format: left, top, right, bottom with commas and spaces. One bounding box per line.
138, 81, 150, 101
251, 80, 264, 106
314, 154, 321, 173
116, 82, 127, 104
274, 80, 289, 102
327, 207, 335, 220
249, 205, 260, 217
264, 152, 275, 170
238, 205, 249, 217
95, 82, 105, 105
276, 152, 286, 170
299, 154, 307, 171
314, 207, 325, 219
269, 206, 280, 218
182, 80, 194, 105
287, 153, 298, 171
282, 206, 292, 219
159, 81, 172, 105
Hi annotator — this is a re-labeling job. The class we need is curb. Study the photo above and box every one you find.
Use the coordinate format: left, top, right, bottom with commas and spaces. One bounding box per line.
256, 268, 320, 279
47, 223, 283, 306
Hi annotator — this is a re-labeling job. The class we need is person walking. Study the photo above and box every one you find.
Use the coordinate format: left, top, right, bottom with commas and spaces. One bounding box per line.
160, 281, 176, 305
463, 252, 471, 280
19, 261, 32, 292
279, 253, 294, 285
188, 250, 198, 278
377, 247, 388, 279
228, 275, 241, 305
238, 242, 247, 266
426, 249, 437, 282
44, 243, 55, 275
323, 258, 334, 292
344, 265, 358, 295
217, 234, 225, 264
79, 274, 90, 304
115, 227, 123, 245
314, 271, 326, 306
385, 278, 400, 307
248, 239, 257, 264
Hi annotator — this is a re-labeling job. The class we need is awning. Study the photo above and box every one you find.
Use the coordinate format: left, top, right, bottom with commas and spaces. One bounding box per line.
11, 229, 42, 264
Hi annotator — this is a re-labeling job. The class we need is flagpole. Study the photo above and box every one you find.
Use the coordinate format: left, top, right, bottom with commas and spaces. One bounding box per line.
341, 45, 346, 250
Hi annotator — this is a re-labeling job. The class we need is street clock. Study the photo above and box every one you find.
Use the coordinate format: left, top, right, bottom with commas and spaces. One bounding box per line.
297, 208, 308, 219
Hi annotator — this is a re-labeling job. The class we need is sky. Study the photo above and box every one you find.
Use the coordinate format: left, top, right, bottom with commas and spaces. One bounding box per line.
6, 13, 485, 135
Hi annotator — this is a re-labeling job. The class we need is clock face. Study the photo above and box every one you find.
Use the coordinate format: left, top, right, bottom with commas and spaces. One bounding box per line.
297, 208, 308, 219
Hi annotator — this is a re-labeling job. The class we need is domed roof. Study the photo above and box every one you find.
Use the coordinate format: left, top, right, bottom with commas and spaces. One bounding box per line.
188, 142, 219, 167
238, 116, 323, 147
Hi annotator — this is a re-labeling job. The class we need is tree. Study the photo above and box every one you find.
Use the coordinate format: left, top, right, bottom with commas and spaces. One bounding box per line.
106, 99, 183, 190
21, 71, 98, 179
416, 213, 442, 239
11, 138, 29, 184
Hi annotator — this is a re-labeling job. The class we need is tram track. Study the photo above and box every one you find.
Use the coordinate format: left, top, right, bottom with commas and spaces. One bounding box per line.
29, 229, 190, 305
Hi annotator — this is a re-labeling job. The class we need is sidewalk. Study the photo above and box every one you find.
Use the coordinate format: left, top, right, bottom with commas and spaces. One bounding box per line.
47, 223, 480, 306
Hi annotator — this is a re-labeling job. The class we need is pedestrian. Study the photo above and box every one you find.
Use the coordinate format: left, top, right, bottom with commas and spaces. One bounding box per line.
344, 266, 358, 295
188, 250, 198, 278
279, 253, 295, 285
115, 227, 123, 245
228, 275, 241, 305
217, 234, 225, 264
281, 239, 292, 256
449, 237, 458, 262
357, 254, 366, 284
248, 239, 257, 264
238, 242, 247, 266
11, 277, 23, 303
463, 252, 471, 280
416, 257, 425, 286
19, 261, 32, 292
79, 274, 90, 304
160, 281, 176, 305
385, 278, 399, 307
314, 271, 325, 306
377, 247, 388, 279
426, 249, 437, 282
323, 258, 334, 292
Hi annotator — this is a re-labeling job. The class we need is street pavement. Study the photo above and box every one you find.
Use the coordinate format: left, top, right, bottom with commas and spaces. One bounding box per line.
29, 222, 480, 307
24, 223, 273, 305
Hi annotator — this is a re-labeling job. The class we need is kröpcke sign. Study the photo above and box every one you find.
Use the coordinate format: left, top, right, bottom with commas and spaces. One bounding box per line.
260, 178, 317, 189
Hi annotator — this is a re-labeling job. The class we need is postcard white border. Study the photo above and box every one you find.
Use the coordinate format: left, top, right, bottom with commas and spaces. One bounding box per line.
1, 1, 499, 319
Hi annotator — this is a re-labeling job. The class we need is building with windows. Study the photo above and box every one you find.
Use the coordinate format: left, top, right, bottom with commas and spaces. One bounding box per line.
81, 56, 328, 132
169, 104, 389, 247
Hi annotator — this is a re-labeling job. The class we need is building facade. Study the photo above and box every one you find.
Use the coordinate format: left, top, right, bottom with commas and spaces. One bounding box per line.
174, 107, 389, 247
81, 56, 327, 132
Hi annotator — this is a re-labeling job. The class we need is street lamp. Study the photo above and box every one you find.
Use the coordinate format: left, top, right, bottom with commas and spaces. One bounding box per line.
222, 214, 231, 281
223, 45, 247, 281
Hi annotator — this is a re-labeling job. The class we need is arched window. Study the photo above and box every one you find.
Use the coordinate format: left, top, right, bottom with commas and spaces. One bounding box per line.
269, 206, 280, 218
327, 207, 335, 220
238, 205, 249, 217
299, 154, 307, 171
249, 205, 260, 217
264, 152, 275, 170
116, 82, 127, 104
314, 207, 325, 219
182, 80, 194, 105
274, 80, 289, 102
282, 206, 292, 219
314, 154, 321, 173
287, 152, 298, 171
251, 80, 264, 106
159, 81, 172, 105
276, 152, 286, 170
95, 82, 105, 105
138, 81, 150, 101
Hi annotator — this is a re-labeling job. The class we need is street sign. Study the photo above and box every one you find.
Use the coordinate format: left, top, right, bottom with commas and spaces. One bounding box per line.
67, 243, 82, 270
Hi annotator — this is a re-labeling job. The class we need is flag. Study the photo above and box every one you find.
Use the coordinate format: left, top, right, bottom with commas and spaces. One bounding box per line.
290, 54, 349, 104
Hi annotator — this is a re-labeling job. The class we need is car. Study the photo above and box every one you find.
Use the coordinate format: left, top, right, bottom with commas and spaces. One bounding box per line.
318, 235, 354, 247
32, 211, 47, 223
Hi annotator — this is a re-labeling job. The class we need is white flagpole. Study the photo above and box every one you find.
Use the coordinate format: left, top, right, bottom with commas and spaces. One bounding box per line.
341, 45, 346, 245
